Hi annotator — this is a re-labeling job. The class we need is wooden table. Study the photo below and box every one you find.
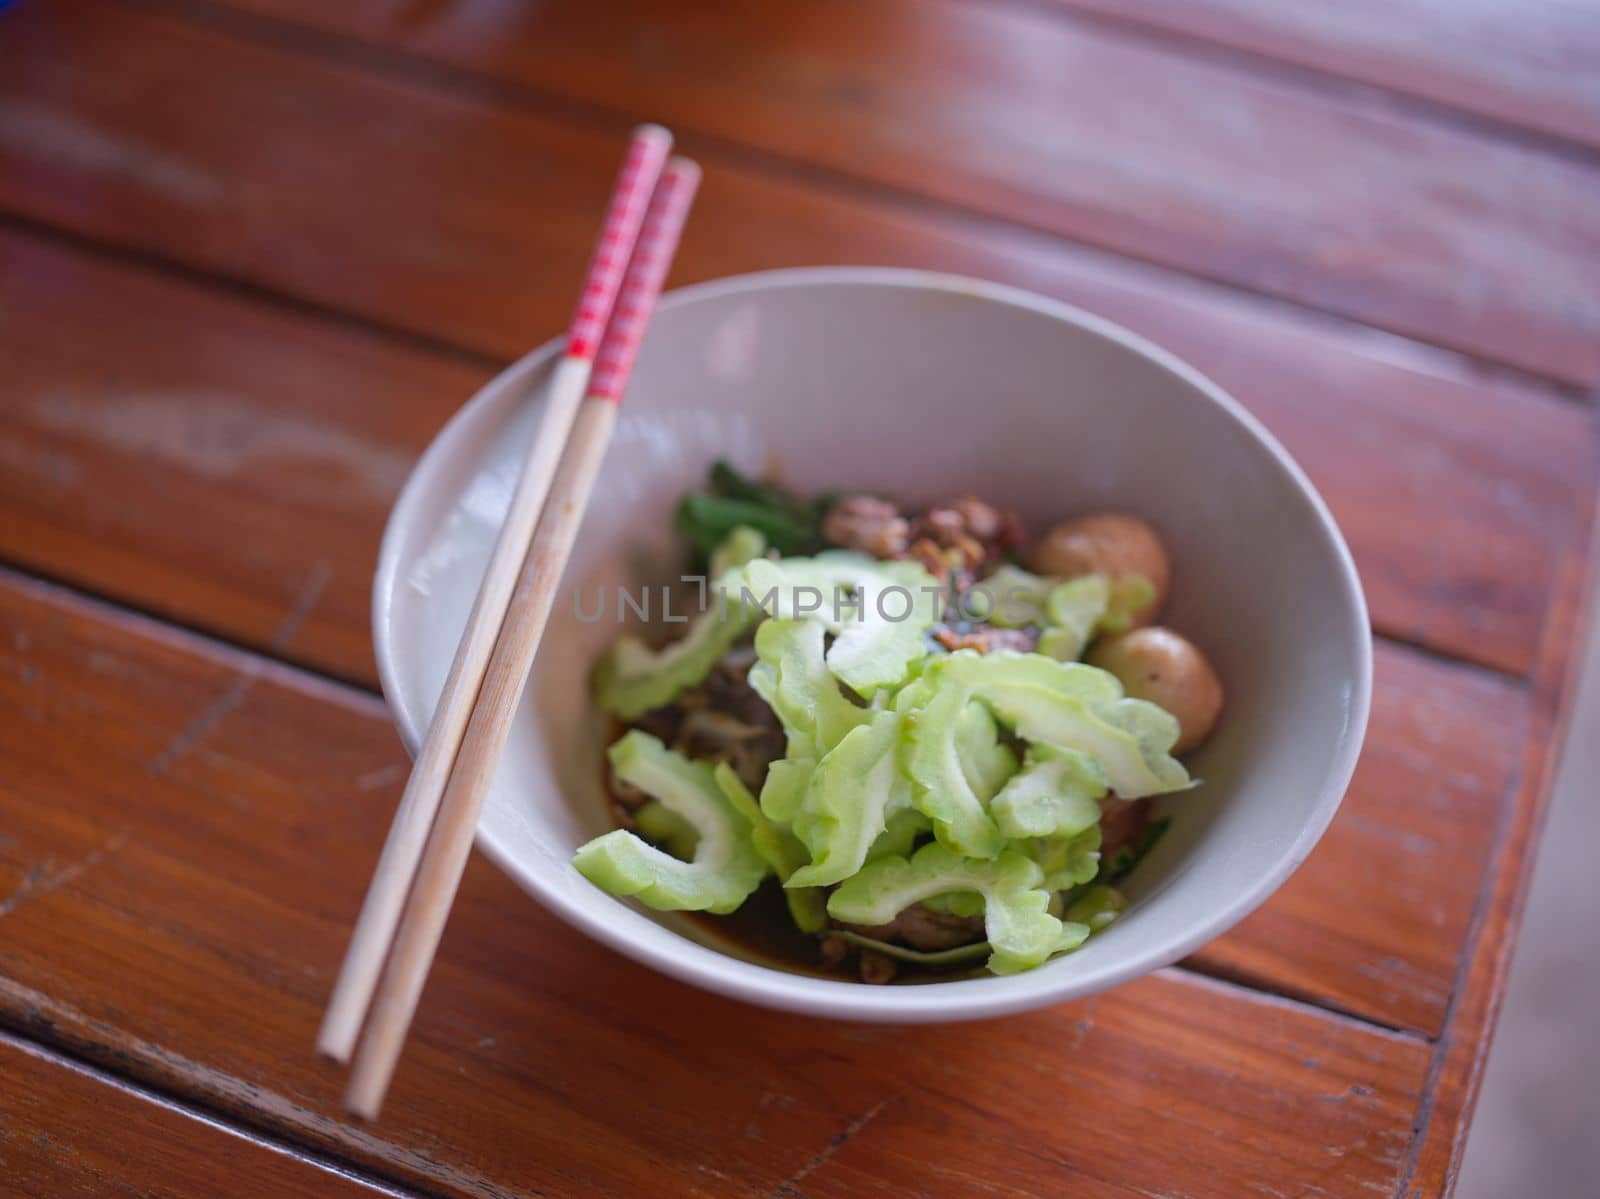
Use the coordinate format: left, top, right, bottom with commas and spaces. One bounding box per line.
1, 1, 1595, 1195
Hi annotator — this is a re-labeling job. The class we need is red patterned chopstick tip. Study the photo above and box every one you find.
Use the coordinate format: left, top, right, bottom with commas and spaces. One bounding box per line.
589, 159, 701, 404
564, 125, 673, 361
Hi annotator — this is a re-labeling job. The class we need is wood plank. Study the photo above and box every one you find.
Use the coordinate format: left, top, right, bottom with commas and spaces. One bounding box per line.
0, 570, 1432, 1198
1201, 642, 1522, 1035
0, 1032, 406, 1199
1047, 0, 1600, 153
1403, 501, 1600, 1196
0, 229, 487, 685
170, 0, 1600, 385
0, 228, 1554, 1036
2, 187, 1593, 683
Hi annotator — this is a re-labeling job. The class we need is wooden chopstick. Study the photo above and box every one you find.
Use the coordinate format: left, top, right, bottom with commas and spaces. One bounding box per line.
317, 125, 673, 1066
343, 158, 703, 1120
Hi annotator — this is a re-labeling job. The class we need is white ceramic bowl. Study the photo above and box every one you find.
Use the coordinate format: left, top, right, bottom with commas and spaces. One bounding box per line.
374, 268, 1371, 1022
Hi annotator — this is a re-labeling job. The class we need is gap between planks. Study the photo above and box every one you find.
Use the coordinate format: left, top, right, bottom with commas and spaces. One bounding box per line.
0, 548, 1538, 708
1394, 507, 1600, 1197
0, 1024, 433, 1199
77, 0, 1600, 406
0, 556, 1504, 1048
975, 0, 1600, 169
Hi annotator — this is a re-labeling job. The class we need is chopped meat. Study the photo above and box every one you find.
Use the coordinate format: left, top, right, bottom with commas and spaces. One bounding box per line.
606, 770, 651, 813
903, 537, 963, 588
823, 495, 910, 558
1098, 794, 1150, 860
952, 495, 1005, 542
702, 650, 779, 729
847, 904, 985, 952
909, 495, 1028, 575
606, 640, 785, 805
858, 948, 899, 985
630, 706, 681, 744
819, 935, 850, 969
932, 623, 1039, 655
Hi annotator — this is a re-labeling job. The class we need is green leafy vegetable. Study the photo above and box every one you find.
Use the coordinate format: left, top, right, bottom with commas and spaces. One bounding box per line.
674, 462, 829, 561
573, 732, 768, 913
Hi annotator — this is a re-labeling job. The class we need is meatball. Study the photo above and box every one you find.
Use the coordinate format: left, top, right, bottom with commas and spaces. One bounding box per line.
1087, 627, 1223, 754
1029, 514, 1169, 625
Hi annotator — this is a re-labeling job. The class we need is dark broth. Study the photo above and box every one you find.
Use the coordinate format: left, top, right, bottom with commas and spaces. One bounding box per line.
679, 881, 836, 977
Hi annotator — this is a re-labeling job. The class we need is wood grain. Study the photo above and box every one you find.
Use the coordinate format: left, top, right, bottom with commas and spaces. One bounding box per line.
0, 1032, 406, 1198
1046, 0, 1600, 152
168, 0, 1600, 385
0, 228, 488, 684
0, 2, 1595, 1190
1403, 501, 1600, 1195
1201, 643, 1523, 1035
0, 569, 1433, 1198
2, 195, 1592, 684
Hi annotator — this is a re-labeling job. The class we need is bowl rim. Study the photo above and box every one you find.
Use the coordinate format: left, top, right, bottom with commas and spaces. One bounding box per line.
373, 265, 1373, 1022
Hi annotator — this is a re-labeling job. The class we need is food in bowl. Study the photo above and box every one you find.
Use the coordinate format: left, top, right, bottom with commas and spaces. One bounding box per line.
572, 463, 1224, 983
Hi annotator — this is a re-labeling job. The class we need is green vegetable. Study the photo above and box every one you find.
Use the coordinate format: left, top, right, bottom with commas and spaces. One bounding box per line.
674, 462, 829, 561
787, 710, 913, 889
713, 763, 826, 933
989, 745, 1107, 840
966, 568, 1155, 660
573, 732, 768, 913
1064, 883, 1126, 932
709, 524, 768, 579
757, 756, 814, 824
747, 619, 870, 755
954, 700, 1019, 798
592, 564, 756, 720
903, 674, 1006, 859
920, 891, 985, 918
868, 807, 932, 861
1025, 825, 1102, 892
1037, 575, 1111, 661
828, 843, 1089, 974
1104, 575, 1158, 633
966, 564, 1053, 628
1099, 816, 1172, 883
831, 929, 991, 968
632, 800, 699, 860
938, 652, 1192, 799
742, 552, 940, 695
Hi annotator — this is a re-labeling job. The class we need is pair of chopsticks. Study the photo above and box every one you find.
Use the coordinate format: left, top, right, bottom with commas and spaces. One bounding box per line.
318, 125, 700, 1120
